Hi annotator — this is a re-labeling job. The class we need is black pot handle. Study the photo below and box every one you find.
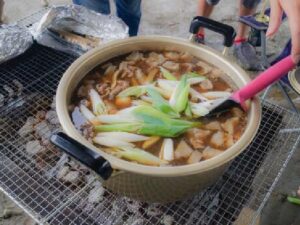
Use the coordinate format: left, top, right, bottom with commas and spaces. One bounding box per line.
50, 132, 113, 180
189, 16, 236, 47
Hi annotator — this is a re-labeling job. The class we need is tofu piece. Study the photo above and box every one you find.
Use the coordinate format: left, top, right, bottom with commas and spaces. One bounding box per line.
187, 151, 203, 164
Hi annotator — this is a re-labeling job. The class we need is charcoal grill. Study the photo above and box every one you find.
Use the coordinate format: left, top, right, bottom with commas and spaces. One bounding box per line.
1, 10, 300, 225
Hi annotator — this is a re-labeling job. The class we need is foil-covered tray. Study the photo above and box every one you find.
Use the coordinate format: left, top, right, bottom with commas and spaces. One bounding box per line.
31, 5, 129, 55
0, 24, 33, 64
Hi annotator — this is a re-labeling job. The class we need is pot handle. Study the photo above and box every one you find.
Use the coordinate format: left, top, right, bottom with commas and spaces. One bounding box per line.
50, 132, 113, 180
189, 16, 236, 49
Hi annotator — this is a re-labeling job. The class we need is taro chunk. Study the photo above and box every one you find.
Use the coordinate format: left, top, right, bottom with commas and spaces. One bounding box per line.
174, 140, 193, 159
187, 128, 212, 149
187, 151, 203, 164
202, 147, 223, 160
221, 117, 240, 135
210, 131, 225, 148
204, 121, 222, 131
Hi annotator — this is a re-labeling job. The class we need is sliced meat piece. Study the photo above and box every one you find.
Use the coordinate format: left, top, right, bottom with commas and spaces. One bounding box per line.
174, 140, 193, 159
187, 151, 203, 164
108, 80, 129, 100
204, 121, 222, 131
202, 147, 223, 160
180, 63, 194, 73
148, 52, 166, 66
77, 85, 89, 98
196, 61, 212, 74
25, 140, 45, 155
210, 131, 225, 149
179, 52, 193, 62
96, 83, 110, 97
104, 64, 116, 76
126, 51, 143, 61
162, 61, 180, 72
231, 107, 244, 118
200, 79, 213, 90
135, 68, 146, 85
221, 117, 240, 135
164, 52, 180, 61
187, 128, 212, 149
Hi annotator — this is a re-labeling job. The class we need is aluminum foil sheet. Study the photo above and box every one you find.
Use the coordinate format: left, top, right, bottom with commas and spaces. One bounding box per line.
0, 24, 33, 64
31, 5, 129, 56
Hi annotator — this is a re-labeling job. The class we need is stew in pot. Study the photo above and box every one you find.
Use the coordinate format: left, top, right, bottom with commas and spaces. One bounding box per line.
70, 51, 247, 166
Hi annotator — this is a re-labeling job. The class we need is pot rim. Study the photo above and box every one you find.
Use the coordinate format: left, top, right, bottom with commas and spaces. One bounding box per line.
56, 35, 261, 177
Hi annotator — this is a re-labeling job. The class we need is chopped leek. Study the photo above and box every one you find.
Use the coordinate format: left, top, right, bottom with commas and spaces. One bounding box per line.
93, 136, 134, 148
89, 89, 107, 115
159, 67, 177, 81
117, 85, 148, 98
169, 75, 190, 113
95, 105, 201, 137
160, 138, 174, 161
146, 87, 179, 118
184, 102, 193, 118
202, 91, 231, 99
114, 146, 167, 166
80, 104, 96, 121
190, 98, 227, 117
97, 132, 149, 142
287, 196, 300, 205
189, 88, 208, 101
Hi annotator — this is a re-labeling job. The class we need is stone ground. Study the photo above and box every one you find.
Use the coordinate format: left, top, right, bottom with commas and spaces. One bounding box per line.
0, 0, 299, 225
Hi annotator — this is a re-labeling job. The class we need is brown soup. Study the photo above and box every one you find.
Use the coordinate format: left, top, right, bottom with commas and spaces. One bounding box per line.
70, 51, 247, 166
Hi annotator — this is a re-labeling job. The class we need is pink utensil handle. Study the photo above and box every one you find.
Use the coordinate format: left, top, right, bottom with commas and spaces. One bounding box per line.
232, 56, 296, 104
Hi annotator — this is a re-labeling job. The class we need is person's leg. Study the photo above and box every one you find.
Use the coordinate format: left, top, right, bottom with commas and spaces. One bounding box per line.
0, 0, 4, 24
235, 0, 260, 41
197, 0, 220, 38
233, 0, 262, 71
73, 0, 110, 14
115, 0, 142, 36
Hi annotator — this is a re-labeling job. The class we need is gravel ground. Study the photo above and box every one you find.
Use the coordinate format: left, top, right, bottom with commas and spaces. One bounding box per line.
0, 0, 299, 225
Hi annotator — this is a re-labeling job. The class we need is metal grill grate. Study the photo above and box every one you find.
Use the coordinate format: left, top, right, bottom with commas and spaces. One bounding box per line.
0, 11, 300, 225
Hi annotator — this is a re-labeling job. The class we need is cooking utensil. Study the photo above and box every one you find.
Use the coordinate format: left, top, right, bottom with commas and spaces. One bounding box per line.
207, 56, 296, 116
51, 17, 261, 203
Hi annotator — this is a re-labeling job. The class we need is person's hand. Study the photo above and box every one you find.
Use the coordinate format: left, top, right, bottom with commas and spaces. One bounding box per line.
266, 0, 300, 64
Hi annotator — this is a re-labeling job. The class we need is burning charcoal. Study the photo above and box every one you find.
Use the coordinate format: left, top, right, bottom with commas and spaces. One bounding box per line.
3, 85, 14, 98
45, 110, 60, 125
18, 116, 37, 137
122, 197, 141, 213
56, 166, 70, 180
12, 79, 23, 96
0, 94, 4, 107
36, 110, 46, 121
88, 183, 105, 204
161, 215, 174, 225
34, 121, 52, 140
125, 218, 145, 225
146, 203, 163, 216
51, 95, 56, 109
61, 170, 81, 183
25, 140, 45, 155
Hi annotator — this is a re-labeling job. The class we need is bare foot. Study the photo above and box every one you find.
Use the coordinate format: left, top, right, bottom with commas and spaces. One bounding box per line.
297, 186, 300, 197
